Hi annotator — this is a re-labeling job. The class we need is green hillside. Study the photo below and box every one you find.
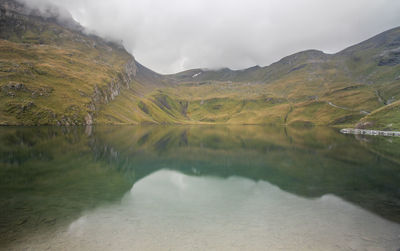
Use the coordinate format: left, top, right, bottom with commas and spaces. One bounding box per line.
0, 0, 399, 129
165, 28, 400, 128
0, 0, 175, 126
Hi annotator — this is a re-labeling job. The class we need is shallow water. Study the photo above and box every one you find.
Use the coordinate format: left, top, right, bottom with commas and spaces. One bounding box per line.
0, 125, 400, 250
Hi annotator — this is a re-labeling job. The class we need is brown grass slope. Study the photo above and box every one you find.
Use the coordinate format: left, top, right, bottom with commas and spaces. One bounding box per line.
166, 27, 400, 128
0, 0, 399, 128
0, 0, 175, 126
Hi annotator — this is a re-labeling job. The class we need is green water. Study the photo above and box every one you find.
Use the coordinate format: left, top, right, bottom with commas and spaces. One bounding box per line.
0, 125, 399, 250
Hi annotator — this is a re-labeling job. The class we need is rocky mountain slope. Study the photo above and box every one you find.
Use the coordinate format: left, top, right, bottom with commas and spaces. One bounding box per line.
0, 0, 399, 129
0, 0, 172, 126
165, 27, 400, 129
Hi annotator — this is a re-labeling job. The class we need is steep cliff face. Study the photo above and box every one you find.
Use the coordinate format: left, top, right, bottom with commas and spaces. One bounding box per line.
1, 0, 399, 128
0, 0, 140, 125
88, 59, 137, 124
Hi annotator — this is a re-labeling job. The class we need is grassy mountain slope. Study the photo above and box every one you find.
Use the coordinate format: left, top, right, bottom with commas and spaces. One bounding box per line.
165, 28, 400, 128
0, 0, 178, 126
357, 100, 400, 129
0, 0, 136, 125
93, 62, 190, 125
0, 0, 399, 128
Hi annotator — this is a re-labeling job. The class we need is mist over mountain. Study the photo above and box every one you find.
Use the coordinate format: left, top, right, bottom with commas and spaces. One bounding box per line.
0, 0, 400, 130
14, 0, 400, 73
2, 2, 400, 251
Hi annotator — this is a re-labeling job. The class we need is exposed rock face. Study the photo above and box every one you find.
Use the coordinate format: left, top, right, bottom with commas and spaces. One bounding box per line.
1, 82, 28, 93
0, 0, 139, 126
0, 0, 83, 32
0, 0, 29, 16
0, 82, 53, 98
85, 113, 93, 125
88, 58, 138, 123
356, 121, 375, 129
124, 59, 137, 85
378, 48, 400, 66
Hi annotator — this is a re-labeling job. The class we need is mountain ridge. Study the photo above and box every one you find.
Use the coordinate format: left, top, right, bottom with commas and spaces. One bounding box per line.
0, 0, 399, 129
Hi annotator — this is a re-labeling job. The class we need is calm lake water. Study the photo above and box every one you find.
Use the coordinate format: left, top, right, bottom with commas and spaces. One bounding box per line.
0, 125, 399, 250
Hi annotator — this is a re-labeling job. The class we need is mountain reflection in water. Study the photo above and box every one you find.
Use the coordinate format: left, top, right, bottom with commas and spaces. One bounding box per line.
0, 125, 399, 250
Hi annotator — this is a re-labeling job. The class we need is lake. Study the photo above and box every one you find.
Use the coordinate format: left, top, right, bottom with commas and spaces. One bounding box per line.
0, 125, 399, 250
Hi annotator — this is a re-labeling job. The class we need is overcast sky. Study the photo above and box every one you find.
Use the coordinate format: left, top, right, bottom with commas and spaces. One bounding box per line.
23, 0, 400, 74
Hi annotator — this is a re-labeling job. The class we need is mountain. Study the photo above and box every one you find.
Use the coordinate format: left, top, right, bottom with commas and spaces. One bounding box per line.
0, 0, 175, 126
0, 0, 399, 129
166, 28, 400, 128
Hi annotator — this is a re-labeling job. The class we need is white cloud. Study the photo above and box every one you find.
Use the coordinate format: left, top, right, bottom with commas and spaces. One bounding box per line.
20, 0, 400, 73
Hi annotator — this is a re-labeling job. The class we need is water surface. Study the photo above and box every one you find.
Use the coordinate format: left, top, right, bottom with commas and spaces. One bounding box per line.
0, 125, 399, 250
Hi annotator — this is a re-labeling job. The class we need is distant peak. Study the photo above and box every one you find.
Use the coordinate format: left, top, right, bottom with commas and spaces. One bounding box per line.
295, 49, 326, 56
241, 65, 262, 71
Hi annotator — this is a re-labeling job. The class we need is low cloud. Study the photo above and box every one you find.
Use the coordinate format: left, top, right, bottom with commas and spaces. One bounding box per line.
19, 0, 400, 74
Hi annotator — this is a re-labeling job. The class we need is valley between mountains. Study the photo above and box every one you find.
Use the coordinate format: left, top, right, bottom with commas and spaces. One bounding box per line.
1, 0, 399, 129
